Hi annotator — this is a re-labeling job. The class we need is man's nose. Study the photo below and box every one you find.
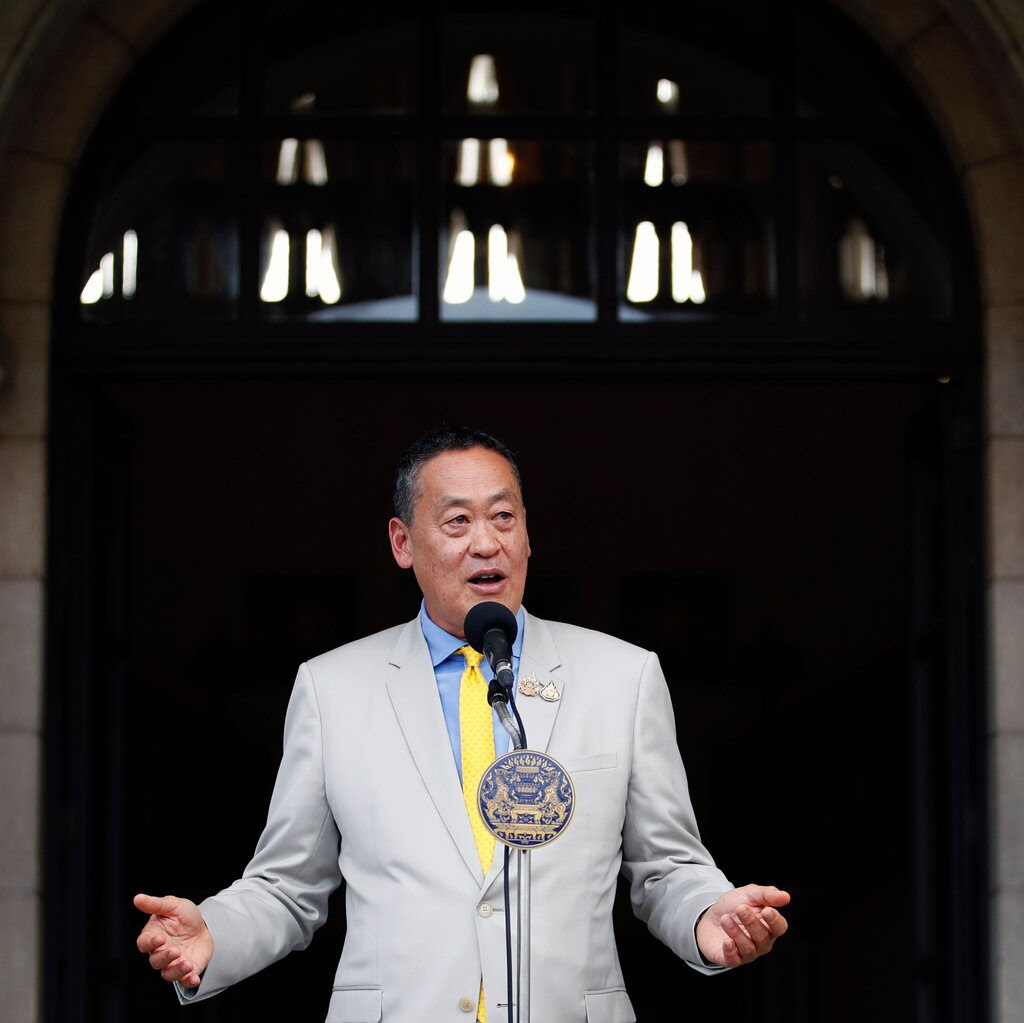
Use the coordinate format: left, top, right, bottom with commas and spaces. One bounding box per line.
469, 520, 501, 555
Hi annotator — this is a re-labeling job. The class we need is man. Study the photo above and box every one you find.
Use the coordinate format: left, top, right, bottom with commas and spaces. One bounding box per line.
135, 426, 789, 1022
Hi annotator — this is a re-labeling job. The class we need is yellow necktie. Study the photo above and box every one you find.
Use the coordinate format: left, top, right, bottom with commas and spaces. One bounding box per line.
458, 644, 495, 1022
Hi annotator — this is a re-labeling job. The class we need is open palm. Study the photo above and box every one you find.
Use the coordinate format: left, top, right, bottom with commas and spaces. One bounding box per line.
695, 884, 790, 968
134, 893, 213, 988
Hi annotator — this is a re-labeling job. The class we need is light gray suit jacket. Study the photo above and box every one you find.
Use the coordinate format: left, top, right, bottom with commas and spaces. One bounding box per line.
179, 610, 732, 1022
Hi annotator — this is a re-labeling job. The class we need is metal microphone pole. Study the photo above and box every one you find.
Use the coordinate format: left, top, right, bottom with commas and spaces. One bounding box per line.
491, 693, 529, 1022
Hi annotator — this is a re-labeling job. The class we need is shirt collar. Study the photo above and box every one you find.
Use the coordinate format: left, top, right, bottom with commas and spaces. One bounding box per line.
419, 600, 526, 668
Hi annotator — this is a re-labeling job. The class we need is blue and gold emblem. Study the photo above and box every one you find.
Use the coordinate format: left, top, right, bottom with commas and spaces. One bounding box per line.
477, 751, 575, 849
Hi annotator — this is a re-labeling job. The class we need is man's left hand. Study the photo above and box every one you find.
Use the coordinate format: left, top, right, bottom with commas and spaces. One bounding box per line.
696, 884, 790, 968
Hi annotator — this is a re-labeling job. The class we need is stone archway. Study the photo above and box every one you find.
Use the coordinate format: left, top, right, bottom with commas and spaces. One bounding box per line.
0, 2, 1021, 1019
834, 3, 1024, 1019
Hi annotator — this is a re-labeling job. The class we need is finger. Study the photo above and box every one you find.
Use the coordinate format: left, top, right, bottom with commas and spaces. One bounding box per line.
159, 956, 194, 983
720, 913, 758, 959
136, 929, 166, 954
719, 934, 743, 968
736, 904, 774, 947
148, 945, 183, 972
740, 884, 791, 908
134, 893, 179, 917
179, 967, 202, 989
760, 905, 789, 938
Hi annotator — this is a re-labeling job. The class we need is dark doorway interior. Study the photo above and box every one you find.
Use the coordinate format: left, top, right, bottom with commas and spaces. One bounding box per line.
90, 378, 937, 1023
61, 373, 954, 1022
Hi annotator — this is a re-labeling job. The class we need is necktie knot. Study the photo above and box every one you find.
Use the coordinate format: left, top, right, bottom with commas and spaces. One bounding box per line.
457, 645, 484, 671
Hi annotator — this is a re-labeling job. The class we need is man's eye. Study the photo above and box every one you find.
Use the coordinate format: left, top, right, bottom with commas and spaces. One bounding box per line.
448, 514, 469, 526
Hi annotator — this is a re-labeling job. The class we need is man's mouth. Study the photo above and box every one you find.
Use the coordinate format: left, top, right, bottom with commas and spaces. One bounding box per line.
469, 571, 505, 586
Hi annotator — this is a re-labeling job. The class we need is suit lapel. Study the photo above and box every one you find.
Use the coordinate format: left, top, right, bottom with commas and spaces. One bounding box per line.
384, 619, 484, 882
513, 610, 566, 756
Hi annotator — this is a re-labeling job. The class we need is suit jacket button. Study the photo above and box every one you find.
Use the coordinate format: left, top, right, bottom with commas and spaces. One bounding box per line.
459, 995, 474, 1012
478, 902, 493, 918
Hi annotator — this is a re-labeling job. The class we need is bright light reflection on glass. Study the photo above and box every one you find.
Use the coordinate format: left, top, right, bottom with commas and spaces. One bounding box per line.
504, 252, 525, 304
457, 139, 480, 186
644, 142, 664, 187
657, 78, 680, 106
443, 229, 475, 304
671, 222, 692, 302
277, 138, 299, 185
489, 138, 514, 186
80, 267, 104, 304
488, 225, 507, 301
485, 225, 526, 303
122, 230, 138, 298
260, 228, 290, 302
304, 140, 328, 186
317, 225, 342, 304
467, 54, 499, 104
305, 230, 321, 297
100, 252, 115, 298
303, 228, 342, 303
626, 222, 659, 302
839, 218, 887, 302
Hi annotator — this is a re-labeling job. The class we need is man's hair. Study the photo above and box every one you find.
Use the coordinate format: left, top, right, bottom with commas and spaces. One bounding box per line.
393, 426, 523, 523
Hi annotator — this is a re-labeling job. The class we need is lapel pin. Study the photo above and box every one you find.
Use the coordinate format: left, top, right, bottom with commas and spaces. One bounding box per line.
518, 673, 541, 697
539, 681, 561, 702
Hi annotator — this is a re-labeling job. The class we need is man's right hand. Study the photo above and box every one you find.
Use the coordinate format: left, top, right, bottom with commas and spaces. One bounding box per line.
134, 893, 213, 989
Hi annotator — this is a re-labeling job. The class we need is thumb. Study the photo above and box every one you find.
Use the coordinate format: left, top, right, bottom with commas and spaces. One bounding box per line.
133, 893, 182, 918
742, 884, 791, 908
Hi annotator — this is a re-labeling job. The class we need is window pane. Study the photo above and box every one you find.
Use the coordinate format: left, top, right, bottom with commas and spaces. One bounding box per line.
440, 140, 594, 321
443, 16, 594, 115
259, 139, 415, 320
795, 12, 903, 120
620, 140, 774, 318
262, 10, 416, 115
79, 141, 238, 320
127, 7, 240, 116
620, 19, 773, 118
798, 141, 953, 318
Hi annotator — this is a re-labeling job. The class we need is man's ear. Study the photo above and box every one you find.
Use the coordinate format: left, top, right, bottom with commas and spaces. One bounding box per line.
388, 517, 414, 569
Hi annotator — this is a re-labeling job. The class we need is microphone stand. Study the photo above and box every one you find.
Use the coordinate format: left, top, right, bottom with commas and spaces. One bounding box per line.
489, 685, 531, 1023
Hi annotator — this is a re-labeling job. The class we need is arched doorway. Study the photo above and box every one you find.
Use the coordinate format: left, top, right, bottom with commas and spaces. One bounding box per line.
45, 3, 985, 1020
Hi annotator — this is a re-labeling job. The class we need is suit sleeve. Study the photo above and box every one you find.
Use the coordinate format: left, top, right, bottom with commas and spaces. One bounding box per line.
619, 651, 732, 974
177, 661, 342, 1003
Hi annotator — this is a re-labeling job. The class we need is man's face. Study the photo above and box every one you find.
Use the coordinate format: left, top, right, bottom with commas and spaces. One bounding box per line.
388, 446, 531, 639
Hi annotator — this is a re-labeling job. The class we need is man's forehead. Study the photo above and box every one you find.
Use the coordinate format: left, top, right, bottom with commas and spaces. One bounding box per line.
431, 486, 517, 512
414, 448, 522, 508
418, 448, 516, 483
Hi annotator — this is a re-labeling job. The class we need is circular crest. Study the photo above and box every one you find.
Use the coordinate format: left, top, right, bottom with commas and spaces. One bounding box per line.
477, 750, 575, 849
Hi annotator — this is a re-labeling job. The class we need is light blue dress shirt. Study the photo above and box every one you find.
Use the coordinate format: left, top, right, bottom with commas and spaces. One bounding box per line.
419, 601, 525, 782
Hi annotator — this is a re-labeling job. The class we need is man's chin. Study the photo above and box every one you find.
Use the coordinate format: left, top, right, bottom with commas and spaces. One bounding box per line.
466, 589, 521, 610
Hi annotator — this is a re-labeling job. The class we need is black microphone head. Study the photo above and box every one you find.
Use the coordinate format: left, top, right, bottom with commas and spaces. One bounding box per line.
464, 601, 518, 653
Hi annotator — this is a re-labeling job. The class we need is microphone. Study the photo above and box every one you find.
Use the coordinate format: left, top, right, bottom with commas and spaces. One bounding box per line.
464, 601, 518, 706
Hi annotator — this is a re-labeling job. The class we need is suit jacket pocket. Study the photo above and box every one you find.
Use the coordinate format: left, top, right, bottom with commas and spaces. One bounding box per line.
584, 987, 636, 1023
326, 986, 383, 1023
563, 752, 618, 773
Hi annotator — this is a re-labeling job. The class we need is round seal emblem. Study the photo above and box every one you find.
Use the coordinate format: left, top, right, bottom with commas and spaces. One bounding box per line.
477, 750, 575, 849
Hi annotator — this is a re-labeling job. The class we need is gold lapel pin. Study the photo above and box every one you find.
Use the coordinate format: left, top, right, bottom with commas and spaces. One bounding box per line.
518, 673, 541, 697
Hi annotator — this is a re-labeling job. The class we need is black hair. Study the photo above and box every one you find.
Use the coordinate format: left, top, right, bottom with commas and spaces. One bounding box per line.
393, 426, 523, 522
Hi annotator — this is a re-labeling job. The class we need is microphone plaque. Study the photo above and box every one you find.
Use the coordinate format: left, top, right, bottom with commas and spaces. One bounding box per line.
477, 750, 575, 849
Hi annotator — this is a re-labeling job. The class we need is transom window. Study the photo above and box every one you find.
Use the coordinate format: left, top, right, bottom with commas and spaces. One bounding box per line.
68, 1, 969, 359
